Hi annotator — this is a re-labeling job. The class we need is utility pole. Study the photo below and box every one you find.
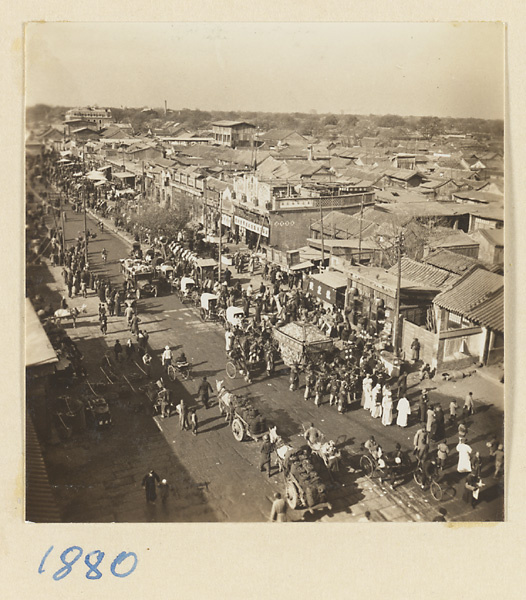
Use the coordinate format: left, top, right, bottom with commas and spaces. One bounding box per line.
83, 188, 88, 265
60, 193, 66, 251
319, 198, 325, 272
392, 232, 403, 357
357, 194, 364, 264
217, 192, 223, 283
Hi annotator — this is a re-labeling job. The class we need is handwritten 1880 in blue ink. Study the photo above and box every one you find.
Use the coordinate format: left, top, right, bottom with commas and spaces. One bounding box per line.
38, 546, 138, 580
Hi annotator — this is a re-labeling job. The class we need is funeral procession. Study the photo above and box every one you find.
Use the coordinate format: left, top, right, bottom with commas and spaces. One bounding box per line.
25, 25, 504, 524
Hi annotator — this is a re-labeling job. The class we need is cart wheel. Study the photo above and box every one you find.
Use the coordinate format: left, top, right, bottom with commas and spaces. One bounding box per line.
360, 454, 375, 478
226, 361, 237, 379
167, 365, 177, 382
413, 468, 424, 486
181, 367, 190, 381
430, 480, 443, 501
200, 308, 206, 322
286, 480, 299, 509
231, 418, 245, 442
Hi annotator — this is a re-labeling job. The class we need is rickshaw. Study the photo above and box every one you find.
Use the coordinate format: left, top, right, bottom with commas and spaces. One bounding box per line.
200, 293, 219, 322
222, 305, 246, 331
194, 257, 219, 286
177, 276, 197, 304
156, 262, 175, 293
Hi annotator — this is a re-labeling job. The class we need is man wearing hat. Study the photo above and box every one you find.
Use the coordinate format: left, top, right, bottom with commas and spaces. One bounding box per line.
259, 434, 273, 478
161, 345, 173, 372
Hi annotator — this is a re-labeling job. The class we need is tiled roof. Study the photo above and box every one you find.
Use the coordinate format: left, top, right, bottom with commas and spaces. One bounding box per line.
433, 267, 503, 318
424, 249, 483, 275
428, 230, 479, 249
382, 168, 423, 181
212, 120, 255, 128
388, 257, 459, 289
463, 287, 503, 332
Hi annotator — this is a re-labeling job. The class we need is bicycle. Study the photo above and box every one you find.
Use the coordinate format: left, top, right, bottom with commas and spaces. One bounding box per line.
413, 466, 444, 501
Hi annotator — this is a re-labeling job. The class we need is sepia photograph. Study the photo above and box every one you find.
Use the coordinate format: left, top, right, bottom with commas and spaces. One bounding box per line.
24, 21, 505, 525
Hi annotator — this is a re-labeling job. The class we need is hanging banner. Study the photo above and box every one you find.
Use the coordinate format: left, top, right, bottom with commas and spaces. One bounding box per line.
234, 215, 269, 237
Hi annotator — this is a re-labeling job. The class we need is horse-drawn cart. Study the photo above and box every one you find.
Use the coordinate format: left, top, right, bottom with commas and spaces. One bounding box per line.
216, 380, 268, 442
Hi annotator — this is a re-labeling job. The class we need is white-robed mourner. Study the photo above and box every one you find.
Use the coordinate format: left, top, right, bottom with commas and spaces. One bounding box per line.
456, 441, 473, 473
396, 396, 411, 427
381, 388, 394, 426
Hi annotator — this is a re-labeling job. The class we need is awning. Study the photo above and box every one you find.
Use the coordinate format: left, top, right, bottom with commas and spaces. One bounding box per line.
94, 180, 108, 187
85, 170, 106, 181
56, 158, 72, 164
290, 260, 314, 271
25, 299, 58, 368
113, 171, 136, 179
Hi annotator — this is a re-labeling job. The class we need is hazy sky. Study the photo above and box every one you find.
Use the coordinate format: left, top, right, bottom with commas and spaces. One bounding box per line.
25, 22, 504, 119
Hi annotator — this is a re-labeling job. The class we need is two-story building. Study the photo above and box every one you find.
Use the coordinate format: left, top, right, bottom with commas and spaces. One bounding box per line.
64, 106, 114, 131
211, 121, 256, 148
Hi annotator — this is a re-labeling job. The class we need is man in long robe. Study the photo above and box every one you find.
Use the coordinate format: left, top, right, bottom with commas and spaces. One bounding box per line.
142, 470, 160, 503
396, 396, 411, 427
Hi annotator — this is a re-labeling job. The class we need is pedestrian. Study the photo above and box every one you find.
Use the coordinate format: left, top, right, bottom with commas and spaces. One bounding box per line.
411, 338, 421, 363
494, 444, 504, 478
433, 405, 446, 441
259, 434, 273, 477
126, 339, 134, 360
80, 280, 87, 298
463, 472, 480, 508
486, 434, 499, 458
269, 492, 287, 522
125, 304, 134, 328
426, 405, 436, 433
314, 377, 325, 407
337, 383, 347, 414
381, 387, 393, 426
328, 376, 339, 407
100, 314, 107, 336
413, 425, 428, 456
141, 469, 160, 504
472, 451, 482, 479
114, 339, 123, 361
115, 290, 122, 316
419, 391, 428, 423
178, 399, 189, 431
456, 438, 473, 473
289, 364, 300, 392
107, 295, 115, 316
437, 439, 449, 470
458, 420, 468, 442
197, 376, 213, 409
396, 395, 411, 427
304, 370, 315, 402
158, 479, 169, 504
225, 328, 235, 355
142, 352, 152, 378
464, 392, 475, 416
190, 408, 198, 436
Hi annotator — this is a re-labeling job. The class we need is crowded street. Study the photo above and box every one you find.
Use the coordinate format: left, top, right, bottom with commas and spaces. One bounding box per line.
26, 171, 504, 523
